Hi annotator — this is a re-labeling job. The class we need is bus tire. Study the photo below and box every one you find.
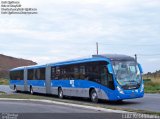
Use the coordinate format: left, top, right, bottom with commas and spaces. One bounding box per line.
117, 100, 123, 103
90, 89, 98, 103
30, 86, 34, 95
14, 85, 18, 92
58, 88, 63, 99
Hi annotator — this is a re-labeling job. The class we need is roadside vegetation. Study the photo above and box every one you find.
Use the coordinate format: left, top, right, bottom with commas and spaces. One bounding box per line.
143, 70, 160, 93
143, 75, 160, 93
144, 81, 160, 93
0, 78, 9, 85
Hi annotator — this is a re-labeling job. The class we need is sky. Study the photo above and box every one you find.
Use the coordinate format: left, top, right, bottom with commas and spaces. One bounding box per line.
0, 0, 160, 73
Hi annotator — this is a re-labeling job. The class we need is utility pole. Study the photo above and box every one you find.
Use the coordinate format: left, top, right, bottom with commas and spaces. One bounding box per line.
96, 42, 99, 55
135, 54, 137, 64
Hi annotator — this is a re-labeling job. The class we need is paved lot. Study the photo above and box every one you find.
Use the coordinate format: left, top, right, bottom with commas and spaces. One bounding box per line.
0, 100, 122, 119
0, 85, 13, 94
100, 93, 160, 112
0, 85, 160, 112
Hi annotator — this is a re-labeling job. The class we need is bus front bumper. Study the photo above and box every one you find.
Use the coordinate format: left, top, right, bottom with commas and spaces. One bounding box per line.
107, 90, 144, 101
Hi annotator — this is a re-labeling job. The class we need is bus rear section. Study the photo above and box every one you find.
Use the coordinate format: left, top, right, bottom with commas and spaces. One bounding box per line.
10, 69, 25, 92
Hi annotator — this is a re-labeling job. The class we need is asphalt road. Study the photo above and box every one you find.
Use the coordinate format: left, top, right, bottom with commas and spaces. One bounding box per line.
0, 85, 160, 113
0, 100, 108, 113
0, 100, 122, 119
108, 93, 160, 112
0, 85, 13, 94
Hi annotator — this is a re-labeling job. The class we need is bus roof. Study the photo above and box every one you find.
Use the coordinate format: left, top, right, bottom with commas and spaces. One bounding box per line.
49, 57, 109, 66
92, 54, 135, 61
10, 54, 135, 71
10, 64, 46, 71
10, 57, 109, 71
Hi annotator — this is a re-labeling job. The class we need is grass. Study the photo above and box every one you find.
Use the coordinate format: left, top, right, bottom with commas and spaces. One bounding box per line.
0, 78, 9, 85
0, 91, 6, 94
143, 77, 160, 93
144, 81, 160, 93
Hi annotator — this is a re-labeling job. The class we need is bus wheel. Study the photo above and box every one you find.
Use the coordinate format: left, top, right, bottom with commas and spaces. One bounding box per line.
90, 89, 98, 103
117, 100, 123, 103
14, 85, 17, 92
58, 88, 63, 99
30, 86, 34, 95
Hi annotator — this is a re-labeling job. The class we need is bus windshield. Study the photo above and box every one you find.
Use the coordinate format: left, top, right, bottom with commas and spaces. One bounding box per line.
112, 60, 141, 89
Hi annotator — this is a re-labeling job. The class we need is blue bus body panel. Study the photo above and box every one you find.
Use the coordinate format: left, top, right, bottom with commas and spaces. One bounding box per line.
27, 80, 45, 87
10, 80, 45, 87
51, 79, 144, 101
10, 80, 24, 85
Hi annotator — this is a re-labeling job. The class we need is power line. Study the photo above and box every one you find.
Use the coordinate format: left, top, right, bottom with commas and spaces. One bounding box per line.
137, 54, 160, 56
99, 43, 160, 46
95, 42, 160, 56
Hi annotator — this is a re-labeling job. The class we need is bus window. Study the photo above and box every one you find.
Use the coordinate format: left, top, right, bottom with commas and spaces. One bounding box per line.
74, 66, 79, 79
61, 68, 67, 79
10, 70, 24, 80
99, 65, 115, 90
106, 70, 115, 90
55, 67, 60, 79
51, 67, 55, 79
85, 62, 100, 83
100, 66, 108, 86
35, 68, 45, 80
28, 69, 34, 80
79, 66, 85, 79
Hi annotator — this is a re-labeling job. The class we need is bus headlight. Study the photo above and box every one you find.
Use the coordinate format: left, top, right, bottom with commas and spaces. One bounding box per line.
117, 86, 124, 94
140, 83, 144, 92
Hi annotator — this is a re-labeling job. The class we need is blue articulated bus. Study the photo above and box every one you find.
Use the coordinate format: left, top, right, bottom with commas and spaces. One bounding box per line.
9, 54, 144, 102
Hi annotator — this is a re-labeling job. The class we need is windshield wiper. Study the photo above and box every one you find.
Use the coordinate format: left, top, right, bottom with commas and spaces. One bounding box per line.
127, 80, 139, 84
130, 80, 141, 86
121, 83, 138, 90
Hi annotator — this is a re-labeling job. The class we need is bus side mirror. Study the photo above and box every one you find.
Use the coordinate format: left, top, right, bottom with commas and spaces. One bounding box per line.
138, 63, 143, 74
107, 64, 113, 74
